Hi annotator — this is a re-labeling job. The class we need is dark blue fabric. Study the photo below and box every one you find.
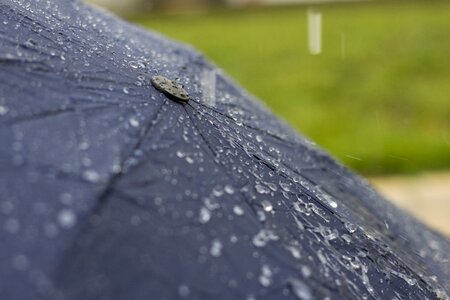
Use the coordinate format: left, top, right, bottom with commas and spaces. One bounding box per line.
0, 1, 448, 299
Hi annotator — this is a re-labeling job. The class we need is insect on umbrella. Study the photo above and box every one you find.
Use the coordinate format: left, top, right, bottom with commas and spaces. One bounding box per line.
0, 1, 449, 299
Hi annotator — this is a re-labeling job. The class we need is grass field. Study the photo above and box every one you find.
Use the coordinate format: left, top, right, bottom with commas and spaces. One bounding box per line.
133, 2, 450, 175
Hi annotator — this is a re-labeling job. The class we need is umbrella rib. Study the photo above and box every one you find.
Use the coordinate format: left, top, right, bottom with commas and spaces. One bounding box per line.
188, 100, 297, 146
88, 99, 168, 216
188, 103, 338, 217
0, 103, 114, 125
50, 99, 169, 286
185, 106, 437, 298
0, 150, 97, 185
186, 106, 434, 292
183, 106, 361, 299
185, 103, 331, 216
183, 105, 259, 217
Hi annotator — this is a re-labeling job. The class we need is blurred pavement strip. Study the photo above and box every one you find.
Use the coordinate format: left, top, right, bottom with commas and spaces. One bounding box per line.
370, 171, 450, 238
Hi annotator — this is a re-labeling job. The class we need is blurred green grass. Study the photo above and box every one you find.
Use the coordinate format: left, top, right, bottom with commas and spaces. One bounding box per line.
133, 2, 450, 175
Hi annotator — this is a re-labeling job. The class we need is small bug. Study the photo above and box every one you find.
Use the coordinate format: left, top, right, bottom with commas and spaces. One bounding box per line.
151, 75, 190, 103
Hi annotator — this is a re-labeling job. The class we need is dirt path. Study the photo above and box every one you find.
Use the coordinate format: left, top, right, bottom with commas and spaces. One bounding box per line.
370, 171, 450, 238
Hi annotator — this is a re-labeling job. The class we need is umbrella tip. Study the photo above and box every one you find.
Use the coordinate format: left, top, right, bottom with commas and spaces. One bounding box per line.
151, 75, 190, 103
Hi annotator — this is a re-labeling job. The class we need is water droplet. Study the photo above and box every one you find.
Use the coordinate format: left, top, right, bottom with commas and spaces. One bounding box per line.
224, 185, 235, 195
252, 229, 278, 247
267, 183, 277, 192
123, 87, 130, 94
301, 265, 312, 278
257, 210, 266, 222
79, 141, 89, 150
129, 61, 138, 69
83, 170, 100, 183
212, 186, 224, 197
129, 117, 139, 127
255, 184, 270, 194
43, 222, 59, 238
199, 207, 211, 224
261, 200, 273, 212
60, 193, 73, 205
233, 205, 244, 216
12, 254, 29, 271
280, 182, 292, 192
391, 271, 417, 286
0, 105, 8, 115
259, 265, 273, 287
210, 239, 223, 257
4, 218, 20, 234
0, 201, 14, 214
57, 209, 76, 229
288, 278, 313, 300
178, 284, 190, 297
344, 222, 358, 233
256, 135, 263, 143
286, 245, 301, 259
328, 200, 338, 208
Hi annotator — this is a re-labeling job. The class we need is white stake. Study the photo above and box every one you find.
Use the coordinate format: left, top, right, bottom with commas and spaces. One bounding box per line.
307, 8, 322, 55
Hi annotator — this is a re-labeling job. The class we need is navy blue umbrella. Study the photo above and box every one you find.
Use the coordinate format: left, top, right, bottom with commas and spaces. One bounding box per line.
0, 1, 448, 299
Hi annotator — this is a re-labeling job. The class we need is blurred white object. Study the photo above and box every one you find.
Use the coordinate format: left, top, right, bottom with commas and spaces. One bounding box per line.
307, 8, 322, 55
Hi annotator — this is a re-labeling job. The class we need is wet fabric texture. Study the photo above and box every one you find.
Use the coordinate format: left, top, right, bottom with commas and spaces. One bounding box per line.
0, 1, 448, 299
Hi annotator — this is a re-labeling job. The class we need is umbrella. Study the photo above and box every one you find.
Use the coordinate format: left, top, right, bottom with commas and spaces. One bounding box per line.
0, 0, 448, 299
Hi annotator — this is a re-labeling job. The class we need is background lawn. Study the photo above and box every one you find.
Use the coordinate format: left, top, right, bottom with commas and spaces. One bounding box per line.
133, 1, 450, 175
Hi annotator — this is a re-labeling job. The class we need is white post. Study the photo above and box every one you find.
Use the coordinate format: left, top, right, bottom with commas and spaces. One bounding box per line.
307, 8, 322, 55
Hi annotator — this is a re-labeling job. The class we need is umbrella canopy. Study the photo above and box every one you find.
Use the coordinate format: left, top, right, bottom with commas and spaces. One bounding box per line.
0, 1, 448, 299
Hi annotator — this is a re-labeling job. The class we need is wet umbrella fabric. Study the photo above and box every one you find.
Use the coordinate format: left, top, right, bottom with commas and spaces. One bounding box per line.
0, 1, 449, 299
